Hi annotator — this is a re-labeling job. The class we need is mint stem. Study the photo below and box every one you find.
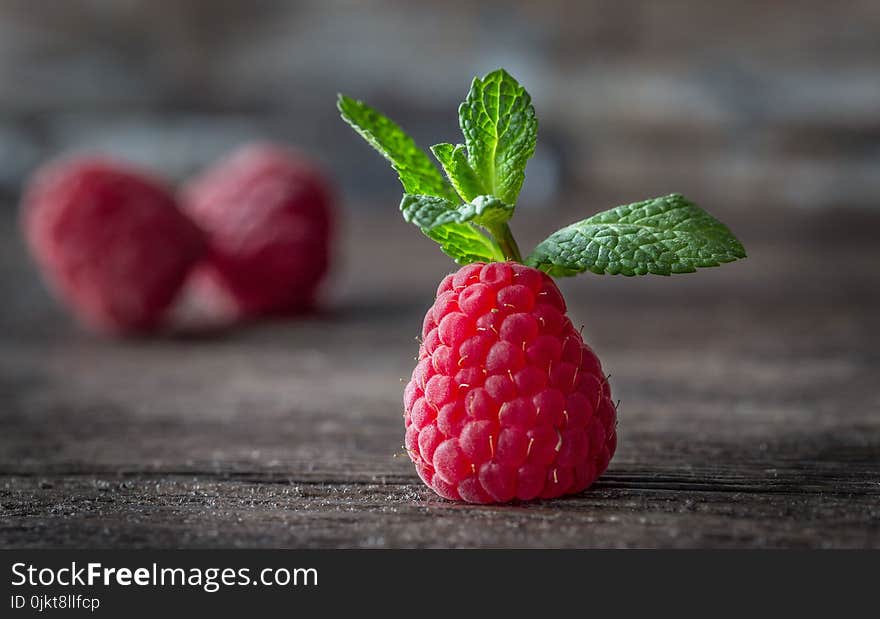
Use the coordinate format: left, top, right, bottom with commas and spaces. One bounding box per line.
489, 223, 523, 262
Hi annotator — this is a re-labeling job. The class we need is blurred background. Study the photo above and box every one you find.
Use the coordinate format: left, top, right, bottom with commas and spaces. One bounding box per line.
2, 0, 878, 327
1, 0, 878, 547
1, 0, 879, 209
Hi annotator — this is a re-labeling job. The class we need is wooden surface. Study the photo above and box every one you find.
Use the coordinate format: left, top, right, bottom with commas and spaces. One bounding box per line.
1, 206, 878, 548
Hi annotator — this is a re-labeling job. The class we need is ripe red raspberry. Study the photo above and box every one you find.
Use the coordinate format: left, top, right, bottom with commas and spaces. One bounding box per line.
404, 262, 617, 503
343, 69, 745, 505
21, 157, 206, 334
181, 143, 334, 318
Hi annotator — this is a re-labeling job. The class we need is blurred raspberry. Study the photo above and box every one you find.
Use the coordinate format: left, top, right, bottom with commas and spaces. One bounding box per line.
181, 143, 334, 318
21, 156, 205, 334
404, 262, 617, 503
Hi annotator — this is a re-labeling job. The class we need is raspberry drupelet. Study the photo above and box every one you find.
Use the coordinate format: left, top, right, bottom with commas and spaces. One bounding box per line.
404, 262, 617, 503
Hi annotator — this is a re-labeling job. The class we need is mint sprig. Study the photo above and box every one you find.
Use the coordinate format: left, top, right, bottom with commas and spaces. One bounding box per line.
337, 76, 531, 263
526, 194, 746, 276
338, 70, 745, 277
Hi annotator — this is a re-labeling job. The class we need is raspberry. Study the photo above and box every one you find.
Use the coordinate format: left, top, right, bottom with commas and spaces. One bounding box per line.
344, 69, 744, 506
21, 157, 205, 334
181, 143, 334, 318
404, 262, 617, 503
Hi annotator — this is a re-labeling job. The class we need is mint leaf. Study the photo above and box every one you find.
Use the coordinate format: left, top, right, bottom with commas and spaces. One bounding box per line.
430, 143, 486, 202
526, 194, 746, 276
400, 194, 513, 229
400, 194, 511, 264
425, 223, 504, 265
337, 94, 457, 201
458, 69, 537, 205
467, 195, 516, 226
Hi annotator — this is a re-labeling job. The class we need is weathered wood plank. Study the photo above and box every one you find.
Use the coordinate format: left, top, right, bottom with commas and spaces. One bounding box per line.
2, 473, 877, 548
0, 208, 878, 548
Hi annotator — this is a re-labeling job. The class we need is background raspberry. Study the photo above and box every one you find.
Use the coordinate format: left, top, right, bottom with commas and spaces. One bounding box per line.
21, 157, 205, 334
404, 262, 617, 503
181, 143, 333, 318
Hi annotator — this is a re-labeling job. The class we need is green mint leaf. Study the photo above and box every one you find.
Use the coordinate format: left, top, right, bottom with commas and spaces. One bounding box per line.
425, 223, 504, 265
458, 69, 537, 205
430, 143, 486, 202
337, 94, 457, 201
400, 194, 510, 264
525, 194, 747, 276
401, 194, 513, 229
467, 194, 516, 226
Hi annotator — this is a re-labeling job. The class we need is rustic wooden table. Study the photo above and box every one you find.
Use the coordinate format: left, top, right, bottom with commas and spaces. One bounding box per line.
1, 205, 878, 548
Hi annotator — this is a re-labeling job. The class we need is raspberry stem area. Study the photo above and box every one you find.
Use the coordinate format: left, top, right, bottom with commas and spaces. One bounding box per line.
488, 223, 523, 263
